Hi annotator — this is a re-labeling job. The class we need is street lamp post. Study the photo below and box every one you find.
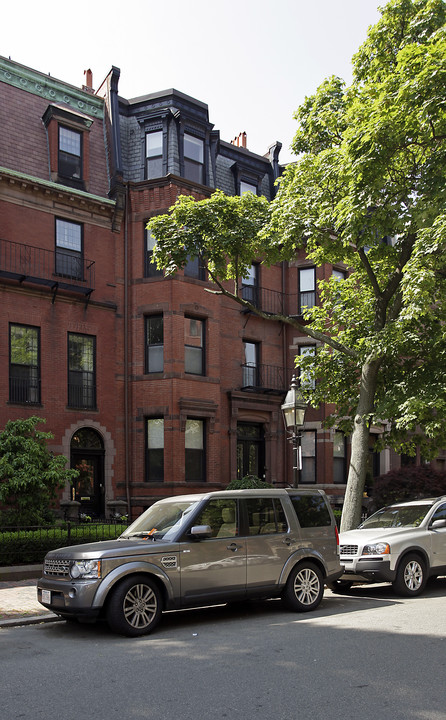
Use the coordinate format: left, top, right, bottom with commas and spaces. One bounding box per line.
281, 375, 307, 487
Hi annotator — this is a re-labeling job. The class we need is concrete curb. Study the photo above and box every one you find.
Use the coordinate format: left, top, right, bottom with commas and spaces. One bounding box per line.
0, 565, 43, 581
0, 612, 62, 628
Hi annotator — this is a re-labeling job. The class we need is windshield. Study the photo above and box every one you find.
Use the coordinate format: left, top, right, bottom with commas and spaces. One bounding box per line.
359, 504, 432, 529
121, 500, 199, 541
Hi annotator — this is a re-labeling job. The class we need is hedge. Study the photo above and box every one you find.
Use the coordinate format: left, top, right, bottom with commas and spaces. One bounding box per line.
0, 523, 128, 566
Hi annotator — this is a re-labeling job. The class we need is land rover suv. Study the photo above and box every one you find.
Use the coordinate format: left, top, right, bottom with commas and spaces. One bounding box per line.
38, 488, 341, 636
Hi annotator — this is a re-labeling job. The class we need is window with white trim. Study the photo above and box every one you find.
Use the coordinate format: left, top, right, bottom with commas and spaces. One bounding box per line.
298, 267, 316, 313
58, 126, 82, 182
145, 316, 164, 373
240, 180, 257, 195
185, 419, 205, 482
9, 324, 40, 405
298, 345, 316, 389
241, 263, 259, 306
333, 431, 347, 484
55, 218, 83, 280
185, 317, 204, 375
144, 227, 163, 278
68, 333, 96, 409
184, 133, 204, 183
301, 430, 316, 484
147, 418, 164, 482
146, 130, 163, 179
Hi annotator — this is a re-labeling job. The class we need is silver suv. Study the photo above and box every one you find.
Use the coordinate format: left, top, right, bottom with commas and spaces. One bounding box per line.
38, 489, 341, 636
334, 496, 446, 596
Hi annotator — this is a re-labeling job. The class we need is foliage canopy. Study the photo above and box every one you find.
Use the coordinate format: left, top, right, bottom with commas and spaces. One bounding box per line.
371, 465, 446, 509
149, 0, 446, 530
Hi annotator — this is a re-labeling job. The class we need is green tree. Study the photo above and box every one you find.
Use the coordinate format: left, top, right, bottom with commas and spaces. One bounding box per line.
226, 475, 273, 490
149, 0, 446, 531
0, 416, 78, 525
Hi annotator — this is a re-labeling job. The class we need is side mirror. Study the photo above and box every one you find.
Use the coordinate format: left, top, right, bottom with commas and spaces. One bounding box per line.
431, 519, 446, 530
190, 524, 213, 540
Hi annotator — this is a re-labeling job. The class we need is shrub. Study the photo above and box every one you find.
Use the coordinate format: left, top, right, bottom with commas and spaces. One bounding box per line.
226, 475, 273, 490
371, 465, 446, 510
332, 508, 342, 528
0, 416, 78, 526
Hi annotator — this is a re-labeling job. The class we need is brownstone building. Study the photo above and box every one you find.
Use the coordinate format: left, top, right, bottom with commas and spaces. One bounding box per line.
3, 57, 428, 522
0, 58, 125, 519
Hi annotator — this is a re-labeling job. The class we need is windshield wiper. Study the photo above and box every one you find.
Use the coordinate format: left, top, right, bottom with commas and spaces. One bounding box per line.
125, 532, 157, 540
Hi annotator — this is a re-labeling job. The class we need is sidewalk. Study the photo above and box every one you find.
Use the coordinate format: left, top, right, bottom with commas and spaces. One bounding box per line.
0, 576, 60, 629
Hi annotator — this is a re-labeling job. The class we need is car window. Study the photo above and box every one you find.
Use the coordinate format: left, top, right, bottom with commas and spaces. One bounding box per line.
245, 498, 288, 535
290, 494, 331, 528
194, 499, 238, 538
122, 500, 199, 540
360, 504, 431, 529
431, 503, 446, 523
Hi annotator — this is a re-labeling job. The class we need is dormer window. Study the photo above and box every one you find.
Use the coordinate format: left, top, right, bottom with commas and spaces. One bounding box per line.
146, 130, 163, 179
240, 180, 257, 195
42, 104, 92, 190
184, 133, 204, 183
59, 126, 82, 182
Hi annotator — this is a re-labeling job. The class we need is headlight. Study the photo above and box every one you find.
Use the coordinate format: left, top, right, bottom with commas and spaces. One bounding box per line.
363, 543, 390, 555
70, 560, 101, 579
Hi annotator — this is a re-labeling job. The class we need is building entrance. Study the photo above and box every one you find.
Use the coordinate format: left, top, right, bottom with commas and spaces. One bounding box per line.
237, 422, 265, 480
70, 428, 105, 518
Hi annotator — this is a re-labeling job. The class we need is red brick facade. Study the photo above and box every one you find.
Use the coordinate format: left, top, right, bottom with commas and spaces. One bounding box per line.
0, 58, 125, 520
4, 57, 431, 523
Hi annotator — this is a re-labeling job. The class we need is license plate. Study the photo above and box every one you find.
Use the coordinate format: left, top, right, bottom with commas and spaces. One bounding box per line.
41, 589, 51, 604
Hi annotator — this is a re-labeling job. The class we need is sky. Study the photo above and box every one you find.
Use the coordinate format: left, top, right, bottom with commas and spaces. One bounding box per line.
2, 0, 383, 164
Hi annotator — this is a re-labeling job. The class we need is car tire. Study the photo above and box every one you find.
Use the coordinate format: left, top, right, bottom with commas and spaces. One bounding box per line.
282, 562, 324, 612
106, 575, 163, 637
326, 579, 353, 593
392, 554, 427, 597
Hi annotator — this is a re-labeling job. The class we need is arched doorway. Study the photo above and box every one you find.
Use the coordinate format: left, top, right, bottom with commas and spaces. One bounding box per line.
70, 428, 105, 518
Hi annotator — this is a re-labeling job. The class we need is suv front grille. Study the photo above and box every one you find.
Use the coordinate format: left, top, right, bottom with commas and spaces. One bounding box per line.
340, 545, 358, 556
44, 559, 70, 577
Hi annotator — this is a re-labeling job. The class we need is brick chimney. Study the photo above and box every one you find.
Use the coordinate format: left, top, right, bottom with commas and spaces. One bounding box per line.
231, 132, 247, 149
83, 69, 94, 94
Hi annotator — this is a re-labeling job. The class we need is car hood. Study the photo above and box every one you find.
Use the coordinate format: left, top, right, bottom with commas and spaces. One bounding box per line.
339, 527, 422, 545
45, 537, 178, 560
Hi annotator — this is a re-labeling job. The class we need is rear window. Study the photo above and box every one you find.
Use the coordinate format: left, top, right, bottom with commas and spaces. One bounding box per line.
290, 494, 331, 528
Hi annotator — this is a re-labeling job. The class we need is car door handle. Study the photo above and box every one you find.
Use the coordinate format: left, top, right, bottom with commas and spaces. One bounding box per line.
227, 543, 242, 552
283, 537, 296, 546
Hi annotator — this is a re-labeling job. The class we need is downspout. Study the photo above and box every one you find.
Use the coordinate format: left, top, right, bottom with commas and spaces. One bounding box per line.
108, 66, 130, 517
282, 260, 289, 488
124, 182, 131, 518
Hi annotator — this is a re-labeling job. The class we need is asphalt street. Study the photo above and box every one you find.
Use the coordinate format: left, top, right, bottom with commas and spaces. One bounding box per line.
1, 579, 446, 720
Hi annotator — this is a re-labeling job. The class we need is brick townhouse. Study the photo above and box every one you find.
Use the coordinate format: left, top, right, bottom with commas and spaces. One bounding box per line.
2, 56, 424, 521
0, 58, 125, 520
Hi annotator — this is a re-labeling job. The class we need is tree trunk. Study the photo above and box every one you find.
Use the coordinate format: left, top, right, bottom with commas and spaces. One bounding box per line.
340, 359, 379, 532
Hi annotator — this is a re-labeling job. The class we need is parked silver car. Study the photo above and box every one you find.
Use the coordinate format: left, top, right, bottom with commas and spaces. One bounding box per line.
38, 489, 342, 636
332, 496, 446, 596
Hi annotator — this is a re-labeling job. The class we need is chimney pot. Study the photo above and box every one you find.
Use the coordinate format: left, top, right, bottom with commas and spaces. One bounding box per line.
83, 69, 94, 94
230, 132, 247, 148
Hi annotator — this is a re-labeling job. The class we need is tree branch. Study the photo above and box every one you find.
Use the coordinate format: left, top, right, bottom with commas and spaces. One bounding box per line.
204, 278, 359, 359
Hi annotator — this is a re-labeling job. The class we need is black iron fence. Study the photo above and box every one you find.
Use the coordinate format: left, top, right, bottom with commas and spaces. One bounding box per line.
0, 520, 129, 567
